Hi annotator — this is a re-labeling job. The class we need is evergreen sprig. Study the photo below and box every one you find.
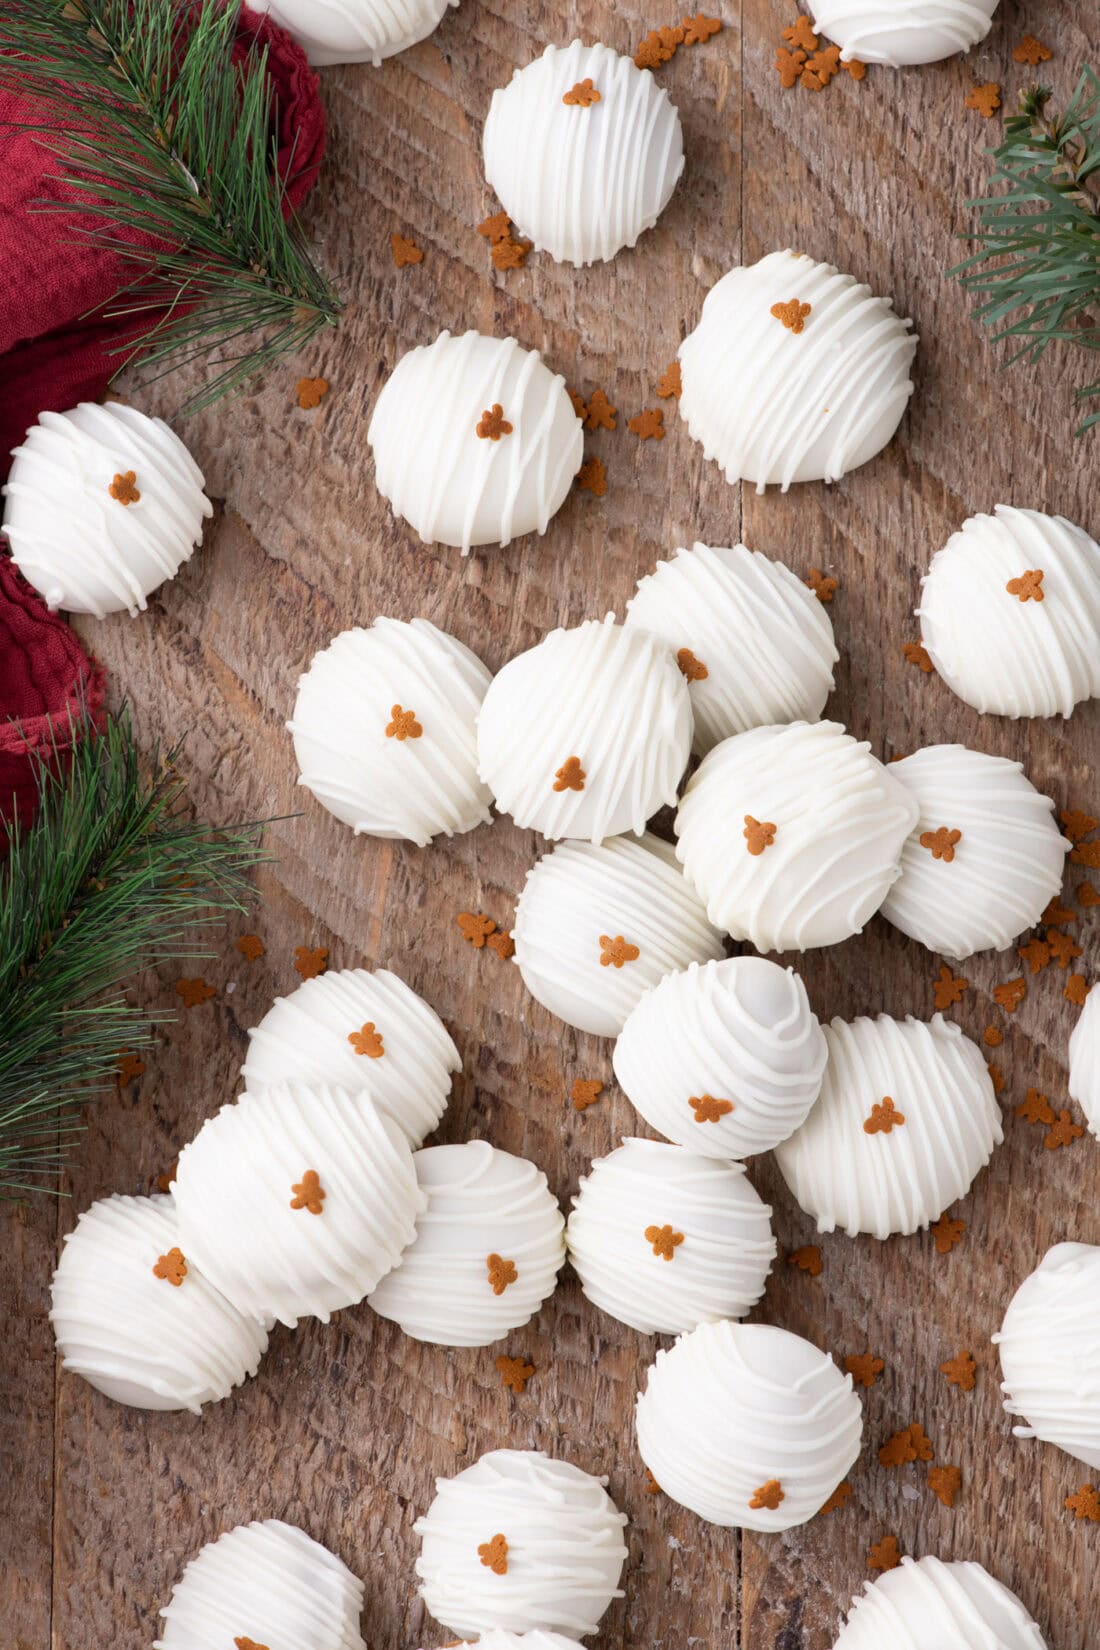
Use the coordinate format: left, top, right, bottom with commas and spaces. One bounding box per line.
0, 708, 267, 1195
0, 0, 341, 413
955, 70, 1100, 434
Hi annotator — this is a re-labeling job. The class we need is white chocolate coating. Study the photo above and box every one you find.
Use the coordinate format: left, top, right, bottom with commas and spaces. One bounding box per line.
613, 956, 827, 1158
288, 618, 493, 846
566, 1138, 776, 1334
3, 402, 211, 618
242, 967, 459, 1148
482, 40, 684, 267
155, 1519, 366, 1650
810, 0, 1000, 67
623, 542, 838, 754
635, 1320, 863, 1530
173, 1082, 424, 1329
774, 1014, 1002, 1239
513, 831, 725, 1038
880, 745, 1069, 959
675, 720, 918, 951
1068, 984, 1100, 1138
368, 331, 582, 552
677, 251, 916, 493
917, 505, 1100, 720
478, 616, 694, 842
414, 1449, 628, 1640
368, 1142, 565, 1346
833, 1556, 1047, 1650
49, 1194, 267, 1413
994, 1242, 1100, 1471
251, 0, 458, 65
419, 1636, 586, 1650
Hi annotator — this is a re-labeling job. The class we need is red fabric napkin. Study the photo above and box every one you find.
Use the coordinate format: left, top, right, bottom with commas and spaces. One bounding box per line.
0, 5, 327, 479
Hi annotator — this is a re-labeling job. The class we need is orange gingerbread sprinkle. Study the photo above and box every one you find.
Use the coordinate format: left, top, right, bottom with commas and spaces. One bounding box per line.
1017, 937, 1051, 975
1006, 568, 1044, 601
155, 1160, 178, 1195
788, 1244, 823, 1277
749, 1479, 784, 1511
940, 1350, 976, 1392
868, 1534, 901, 1572
656, 361, 681, 399
690, 1092, 734, 1124
290, 1169, 325, 1215
584, 388, 618, 431
176, 977, 215, 1008
819, 1480, 853, 1515
600, 934, 640, 968
296, 377, 328, 410
563, 78, 601, 106
903, 640, 935, 673
1065, 1485, 1100, 1522
628, 407, 664, 441
682, 12, 721, 45
806, 567, 838, 603
965, 82, 1001, 119
1042, 898, 1075, 926
920, 826, 961, 863
116, 1051, 145, 1087
568, 386, 588, 420
844, 58, 867, 80
1079, 881, 1100, 905
235, 1639, 270, 1650
932, 1214, 965, 1254
801, 44, 841, 90
771, 299, 812, 333
390, 232, 424, 267
477, 210, 512, 243
677, 647, 709, 681
477, 403, 513, 441
109, 470, 140, 505
1062, 808, 1098, 843
845, 1354, 884, 1389
348, 1021, 385, 1058
743, 815, 777, 855
1014, 35, 1051, 65
486, 928, 515, 960
1066, 974, 1090, 1007
496, 1354, 535, 1393
553, 755, 586, 792
457, 912, 497, 949
993, 977, 1027, 1013
478, 1533, 509, 1574
929, 1464, 961, 1508
1045, 1109, 1084, 1151
988, 1064, 1005, 1094
1017, 1088, 1054, 1126
487, 1254, 518, 1295
1047, 927, 1082, 969
386, 704, 422, 741
294, 945, 328, 980
864, 1096, 905, 1136
933, 964, 968, 1010
1072, 840, 1100, 868
645, 1222, 684, 1261
983, 1025, 1003, 1047
491, 235, 532, 270
235, 933, 265, 961
634, 29, 676, 69
782, 15, 818, 51
576, 457, 607, 496
775, 46, 807, 87
572, 1078, 604, 1112
152, 1247, 187, 1287
645, 1469, 661, 1494
879, 1422, 932, 1468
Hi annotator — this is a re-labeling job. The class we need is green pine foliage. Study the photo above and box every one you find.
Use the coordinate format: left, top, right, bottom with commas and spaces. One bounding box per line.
955, 71, 1100, 434
0, 0, 342, 411
0, 709, 266, 1195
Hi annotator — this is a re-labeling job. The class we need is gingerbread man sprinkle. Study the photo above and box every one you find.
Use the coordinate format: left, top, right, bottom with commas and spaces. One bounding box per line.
1006, 568, 1044, 602
553, 755, 586, 792
864, 1096, 905, 1135
386, 704, 422, 741
563, 78, 601, 106
290, 1169, 325, 1215
749, 1479, 785, 1511
743, 815, 777, 855
600, 934, 640, 968
690, 1093, 733, 1123
676, 647, 709, 681
109, 470, 140, 505
348, 1022, 384, 1058
476, 403, 513, 440
478, 1533, 509, 1574
920, 826, 961, 862
645, 1223, 684, 1261
152, 1247, 187, 1287
770, 299, 812, 333
487, 1254, 518, 1295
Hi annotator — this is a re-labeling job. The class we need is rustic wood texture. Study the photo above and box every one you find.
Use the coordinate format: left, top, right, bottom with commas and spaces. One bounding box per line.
4, 1, 1100, 1646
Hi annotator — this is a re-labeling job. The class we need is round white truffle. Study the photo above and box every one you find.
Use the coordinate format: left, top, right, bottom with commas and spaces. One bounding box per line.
880, 745, 1069, 959
995, 1242, 1100, 1471
2, 402, 211, 618
566, 1138, 775, 1334
833, 1556, 1047, 1650
173, 1082, 424, 1329
414, 1449, 628, 1640
678, 250, 916, 493
251, 0, 458, 64
288, 618, 493, 847
675, 720, 918, 951
774, 1013, 1002, 1239
368, 330, 582, 553
242, 967, 459, 1148
1068, 984, 1100, 1138
917, 505, 1100, 720
478, 616, 693, 843
513, 831, 725, 1038
635, 1320, 862, 1530
48, 1194, 267, 1413
482, 39, 683, 267
155, 1519, 365, 1650
810, 1, 1000, 67
368, 1142, 565, 1346
623, 542, 838, 754
613, 956, 827, 1158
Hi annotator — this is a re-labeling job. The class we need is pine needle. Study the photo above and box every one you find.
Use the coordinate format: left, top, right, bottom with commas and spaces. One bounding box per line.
0, 707, 267, 1195
954, 71, 1100, 434
0, 0, 342, 413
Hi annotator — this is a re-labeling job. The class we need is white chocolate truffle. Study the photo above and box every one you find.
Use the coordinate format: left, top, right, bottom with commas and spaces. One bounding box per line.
2, 402, 211, 618
48, 1194, 267, 1414
883, 745, 1069, 958
994, 1242, 1100, 1470
173, 1082, 424, 1329
288, 618, 493, 847
251, 0, 457, 64
623, 542, 838, 754
368, 1142, 565, 1346
1068, 984, 1100, 1138
774, 1014, 1002, 1239
833, 1556, 1047, 1650
613, 956, 827, 1158
482, 40, 684, 267
155, 1519, 365, 1650
677, 251, 916, 493
566, 1138, 775, 1334
810, 1, 1000, 67
635, 1320, 862, 1530
478, 617, 693, 842
414, 1449, 628, 1640
917, 505, 1100, 719
368, 331, 582, 553
675, 721, 918, 951
242, 967, 459, 1148
513, 832, 725, 1038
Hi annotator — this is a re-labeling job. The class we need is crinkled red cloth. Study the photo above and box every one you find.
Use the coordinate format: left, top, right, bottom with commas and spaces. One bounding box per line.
0, 4, 326, 479
0, 551, 106, 839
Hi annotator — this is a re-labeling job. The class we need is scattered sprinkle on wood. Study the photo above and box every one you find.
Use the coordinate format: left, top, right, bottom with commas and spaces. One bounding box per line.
155, 1160, 178, 1195
1014, 35, 1052, 66
634, 14, 721, 70
571, 1078, 604, 1112
928, 1464, 961, 1507
993, 977, 1027, 1013
585, 388, 618, 431
496, 1354, 535, 1393
1045, 1109, 1084, 1151
1061, 808, 1098, 843
878, 1421, 932, 1468
819, 1480, 852, 1515
293, 946, 328, 980
965, 82, 1001, 119
175, 977, 215, 1007
656, 361, 681, 399
1065, 974, 1090, 1007
787, 1244, 822, 1277
932, 1214, 965, 1254
940, 1350, 976, 1391
987, 1064, 1005, 1094
1016, 1088, 1054, 1126
235, 933, 265, 961
805, 567, 838, 603
297, 376, 329, 409
116, 1051, 145, 1086
773, 15, 864, 92
576, 457, 608, 496
390, 232, 424, 267
868, 1534, 901, 1572
1065, 1485, 1100, 1522
933, 964, 968, 1010
903, 640, 934, 673
844, 1354, 884, 1388
457, 912, 498, 949
476, 211, 533, 271
628, 407, 665, 440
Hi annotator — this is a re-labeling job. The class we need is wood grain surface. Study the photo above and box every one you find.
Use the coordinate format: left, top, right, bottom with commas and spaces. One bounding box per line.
3, 1, 1100, 1645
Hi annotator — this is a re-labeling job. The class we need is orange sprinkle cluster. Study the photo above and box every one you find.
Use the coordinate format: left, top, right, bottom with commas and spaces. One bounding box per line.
690, 1092, 733, 1123
773, 16, 865, 91
109, 470, 140, 505
940, 1349, 976, 1392
634, 14, 721, 70
477, 210, 532, 271
153, 1247, 188, 1287
576, 457, 607, 497
965, 81, 1001, 119
933, 964, 968, 1010
600, 933, 640, 968
296, 377, 328, 410
496, 1354, 535, 1393
487, 1254, 518, 1295
563, 78, 601, 106
656, 361, 681, 399
478, 1532, 509, 1574
290, 1169, 325, 1215
348, 1021, 385, 1058
1014, 35, 1052, 65
457, 912, 497, 948
788, 1244, 822, 1277
878, 1421, 933, 1469
743, 814, 777, 855
868, 1534, 901, 1572
749, 1479, 784, 1511
805, 567, 838, 604
176, 977, 215, 1008
476, 403, 513, 441
770, 298, 812, 333
677, 647, 708, 681
235, 933, 265, 961
294, 946, 328, 980
920, 826, 961, 863
1006, 567, 1044, 601
1066, 1485, 1100, 1522
553, 755, 587, 792
627, 407, 665, 441
929, 1464, 961, 1508
864, 1096, 905, 1135
819, 1480, 852, 1515
390, 232, 424, 268
932, 1214, 965, 1255
572, 1078, 604, 1112
845, 1354, 884, 1389
903, 640, 934, 674
645, 1222, 684, 1261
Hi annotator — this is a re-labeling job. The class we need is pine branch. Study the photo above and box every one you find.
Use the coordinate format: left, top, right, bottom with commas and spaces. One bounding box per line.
954, 70, 1100, 434
0, 707, 268, 1195
0, 0, 341, 413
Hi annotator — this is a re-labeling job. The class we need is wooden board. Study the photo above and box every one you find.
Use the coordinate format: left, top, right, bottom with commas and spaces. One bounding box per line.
3, 1, 1100, 1645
